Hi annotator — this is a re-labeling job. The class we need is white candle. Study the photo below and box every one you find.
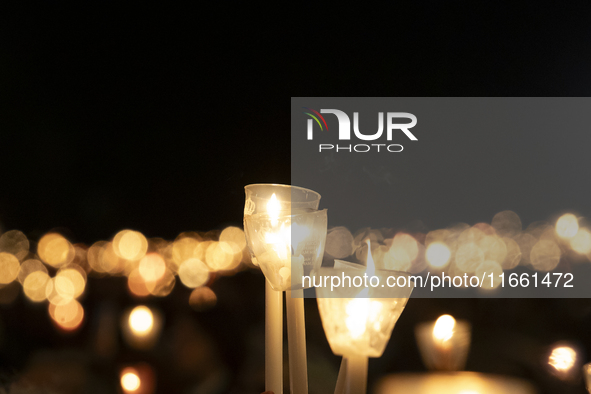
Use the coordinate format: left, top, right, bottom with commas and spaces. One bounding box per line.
266, 279, 283, 394
334, 358, 347, 394
244, 185, 323, 394
286, 288, 308, 394
345, 355, 368, 394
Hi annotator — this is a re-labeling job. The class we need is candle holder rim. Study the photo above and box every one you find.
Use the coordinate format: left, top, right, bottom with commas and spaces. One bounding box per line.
244, 183, 322, 200
244, 208, 327, 221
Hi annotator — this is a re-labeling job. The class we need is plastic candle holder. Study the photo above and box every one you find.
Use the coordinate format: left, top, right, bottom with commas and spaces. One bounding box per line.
315, 267, 414, 358
415, 315, 471, 372
245, 209, 327, 291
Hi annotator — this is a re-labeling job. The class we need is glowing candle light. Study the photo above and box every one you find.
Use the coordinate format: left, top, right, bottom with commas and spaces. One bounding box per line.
316, 240, 414, 394
549, 346, 576, 371
244, 184, 326, 394
129, 306, 154, 336
433, 314, 455, 343
548, 344, 578, 381
119, 364, 155, 394
416, 314, 471, 372
433, 315, 455, 368
122, 305, 163, 350
121, 370, 141, 392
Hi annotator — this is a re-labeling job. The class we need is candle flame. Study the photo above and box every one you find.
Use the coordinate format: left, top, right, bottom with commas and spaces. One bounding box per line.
549, 346, 576, 372
267, 193, 281, 226
120, 369, 141, 392
345, 298, 383, 339
433, 314, 456, 342
129, 306, 154, 336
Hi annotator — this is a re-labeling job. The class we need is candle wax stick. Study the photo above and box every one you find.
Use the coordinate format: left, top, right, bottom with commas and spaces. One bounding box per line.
334, 358, 347, 394
345, 355, 368, 394
266, 279, 283, 394
286, 288, 308, 394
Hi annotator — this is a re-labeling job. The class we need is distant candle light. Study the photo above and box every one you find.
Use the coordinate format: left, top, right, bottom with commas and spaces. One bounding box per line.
433, 314, 456, 342
549, 346, 576, 372
129, 306, 154, 336
121, 369, 141, 392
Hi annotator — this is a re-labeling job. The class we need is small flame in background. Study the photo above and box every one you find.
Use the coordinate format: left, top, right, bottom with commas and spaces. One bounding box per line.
129, 305, 154, 336
549, 345, 577, 372
0, 210, 589, 331
433, 314, 456, 343
120, 368, 141, 392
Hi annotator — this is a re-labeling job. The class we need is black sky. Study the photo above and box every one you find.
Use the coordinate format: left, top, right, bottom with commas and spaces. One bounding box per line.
1, 3, 590, 242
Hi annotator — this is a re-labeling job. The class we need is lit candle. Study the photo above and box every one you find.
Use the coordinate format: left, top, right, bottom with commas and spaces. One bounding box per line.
265, 194, 308, 394
432, 314, 455, 369
265, 278, 283, 394
548, 344, 578, 381
287, 287, 308, 394
316, 240, 414, 394
415, 314, 471, 371
264, 194, 286, 394
121, 305, 162, 350
244, 184, 326, 394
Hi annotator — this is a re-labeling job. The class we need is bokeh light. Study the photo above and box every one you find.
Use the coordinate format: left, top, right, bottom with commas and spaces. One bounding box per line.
0, 252, 20, 284
121, 368, 141, 392
220, 226, 246, 250
206, 241, 241, 271
139, 253, 166, 282
189, 286, 218, 311
491, 210, 522, 237
426, 242, 451, 269
49, 298, 84, 331
146, 268, 176, 297
56, 266, 86, 299
17, 259, 48, 284
530, 240, 561, 271
178, 258, 209, 288
455, 243, 484, 273
0, 230, 30, 261
128, 268, 151, 297
114, 230, 148, 261
38, 233, 75, 268
383, 233, 418, 272
570, 228, 591, 254
23, 271, 50, 302
556, 214, 579, 239
475, 260, 503, 289
171, 235, 201, 269
500, 237, 521, 269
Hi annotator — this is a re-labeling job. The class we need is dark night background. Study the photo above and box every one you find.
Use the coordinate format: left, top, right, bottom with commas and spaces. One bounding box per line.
0, 2, 591, 394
